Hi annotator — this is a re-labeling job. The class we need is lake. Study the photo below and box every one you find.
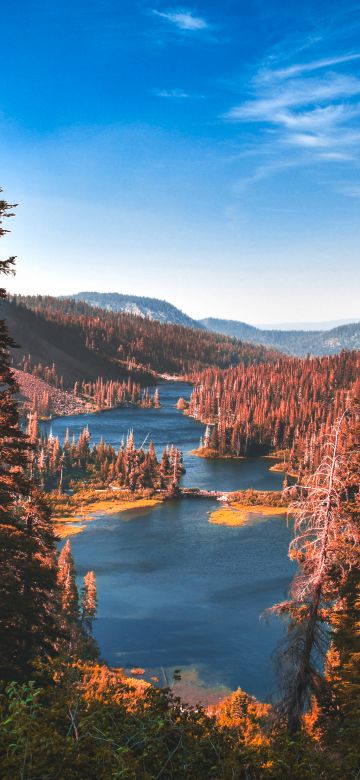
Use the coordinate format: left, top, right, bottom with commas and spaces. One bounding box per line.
41, 381, 295, 704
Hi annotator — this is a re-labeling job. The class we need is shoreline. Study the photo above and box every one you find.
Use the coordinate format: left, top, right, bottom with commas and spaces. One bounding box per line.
191, 445, 298, 478
38, 399, 163, 424
191, 447, 244, 460
268, 462, 298, 478
53, 495, 163, 538
53, 486, 290, 538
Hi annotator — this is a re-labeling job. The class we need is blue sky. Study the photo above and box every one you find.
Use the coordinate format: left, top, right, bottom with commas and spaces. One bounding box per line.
1, 0, 360, 323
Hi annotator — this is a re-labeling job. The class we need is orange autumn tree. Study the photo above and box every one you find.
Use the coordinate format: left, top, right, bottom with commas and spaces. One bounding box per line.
216, 687, 271, 749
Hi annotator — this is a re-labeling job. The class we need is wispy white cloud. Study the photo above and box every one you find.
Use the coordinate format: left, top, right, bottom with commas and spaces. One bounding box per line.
273, 104, 359, 131
286, 132, 330, 148
153, 88, 190, 98
318, 151, 353, 160
151, 8, 208, 31
232, 158, 302, 194
285, 128, 360, 149
152, 87, 204, 98
225, 74, 360, 121
223, 48, 360, 182
257, 52, 360, 82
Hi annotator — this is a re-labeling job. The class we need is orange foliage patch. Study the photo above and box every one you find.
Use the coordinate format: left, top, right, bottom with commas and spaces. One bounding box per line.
211, 688, 272, 749
76, 663, 150, 710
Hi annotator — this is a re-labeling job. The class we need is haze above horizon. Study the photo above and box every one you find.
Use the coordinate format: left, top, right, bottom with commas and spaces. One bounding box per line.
1, 0, 360, 322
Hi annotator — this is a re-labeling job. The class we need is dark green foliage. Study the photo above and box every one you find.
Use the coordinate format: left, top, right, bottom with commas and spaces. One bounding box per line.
0, 672, 352, 780
0, 193, 59, 680
0, 675, 256, 779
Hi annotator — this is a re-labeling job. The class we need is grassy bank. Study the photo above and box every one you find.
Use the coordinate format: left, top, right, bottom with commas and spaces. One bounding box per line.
209, 503, 288, 526
51, 488, 162, 538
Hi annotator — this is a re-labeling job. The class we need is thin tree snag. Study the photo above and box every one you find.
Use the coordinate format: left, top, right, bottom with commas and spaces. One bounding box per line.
272, 408, 359, 733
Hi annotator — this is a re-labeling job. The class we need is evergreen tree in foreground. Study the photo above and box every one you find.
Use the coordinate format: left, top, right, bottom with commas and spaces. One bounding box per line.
57, 539, 98, 659
57, 539, 80, 627
81, 570, 97, 633
0, 191, 58, 680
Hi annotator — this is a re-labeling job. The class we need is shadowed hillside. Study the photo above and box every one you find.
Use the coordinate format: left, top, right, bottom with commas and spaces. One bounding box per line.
9, 296, 278, 381
2, 299, 154, 387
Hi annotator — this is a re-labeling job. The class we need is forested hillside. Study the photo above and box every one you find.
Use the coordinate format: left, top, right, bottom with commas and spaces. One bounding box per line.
62, 294, 360, 356
187, 351, 360, 475
9, 295, 277, 382
2, 299, 150, 387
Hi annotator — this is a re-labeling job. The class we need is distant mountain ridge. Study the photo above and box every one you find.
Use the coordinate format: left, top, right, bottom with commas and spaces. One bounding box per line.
63, 292, 359, 357
200, 318, 360, 356
254, 317, 360, 331
65, 292, 201, 329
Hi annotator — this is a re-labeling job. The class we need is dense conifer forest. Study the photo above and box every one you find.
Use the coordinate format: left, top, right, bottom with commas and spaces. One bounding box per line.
0, 193, 359, 778
187, 352, 359, 475
8, 295, 278, 379
27, 416, 184, 495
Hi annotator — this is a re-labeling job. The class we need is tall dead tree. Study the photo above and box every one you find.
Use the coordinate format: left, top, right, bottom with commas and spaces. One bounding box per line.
273, 406, 359, 734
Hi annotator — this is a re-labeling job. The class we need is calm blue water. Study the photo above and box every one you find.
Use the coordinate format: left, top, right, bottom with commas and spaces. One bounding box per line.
41, 381, 285, 492
42, 382, 294, 702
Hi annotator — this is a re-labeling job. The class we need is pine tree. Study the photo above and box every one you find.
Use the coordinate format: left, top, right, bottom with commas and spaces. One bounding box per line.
0, 191, 58, 680
58, 541, 98, 659
204, 424, 211, 449
126, 429, 134, 451
210, 424, 219, 451
57, 540, 79, 624
19, 491, 59, 672
160, 446, 170, 485
27, 411, 39, 445
81, 571, 97, 633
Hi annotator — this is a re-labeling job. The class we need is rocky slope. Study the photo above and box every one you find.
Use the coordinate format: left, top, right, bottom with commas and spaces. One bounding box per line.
13, 369, 93, 418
